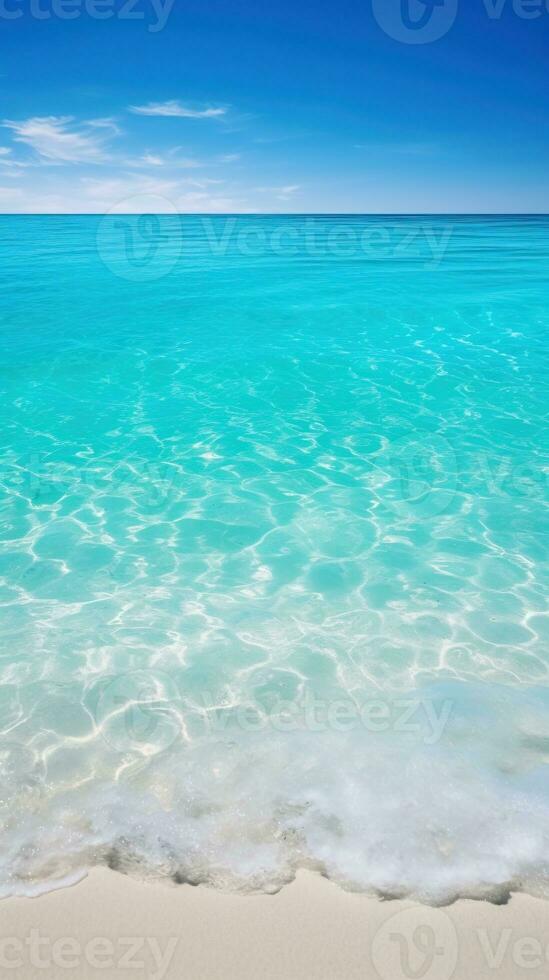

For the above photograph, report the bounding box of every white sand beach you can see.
[1,869,549,980]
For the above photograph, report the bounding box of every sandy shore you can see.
[1,869,549,979]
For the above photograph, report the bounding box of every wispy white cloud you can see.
[126,150,202,170]
[80,174,181,209]
[88,117,121,134]
[175,191,245,212]
[81,174,240,212]
[0,144,29,176]
[0,169,269,214]
[2,116,113,164]
[0,185,25,200]
[255,183,301,201]
[0,172,245,213]
[129,100,227,119]
[0,104,300,212]
[139,153,164,166]
[183,177,225,188]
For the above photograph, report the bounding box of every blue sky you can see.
[1,0,549,212]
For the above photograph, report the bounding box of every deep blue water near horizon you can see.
[0,214,548,901]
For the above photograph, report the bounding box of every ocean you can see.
[0,214,548,902]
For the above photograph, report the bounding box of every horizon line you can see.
[1,212,549,218]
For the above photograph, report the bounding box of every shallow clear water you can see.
[0,214,548,901]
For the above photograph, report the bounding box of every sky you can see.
[1,0,549,213]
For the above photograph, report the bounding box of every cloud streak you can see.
[129,101,227,119]
[2,116,113,164]
[125,151,202,169]
[255,184,301,201]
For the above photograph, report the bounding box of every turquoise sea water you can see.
[0,214,548,901]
